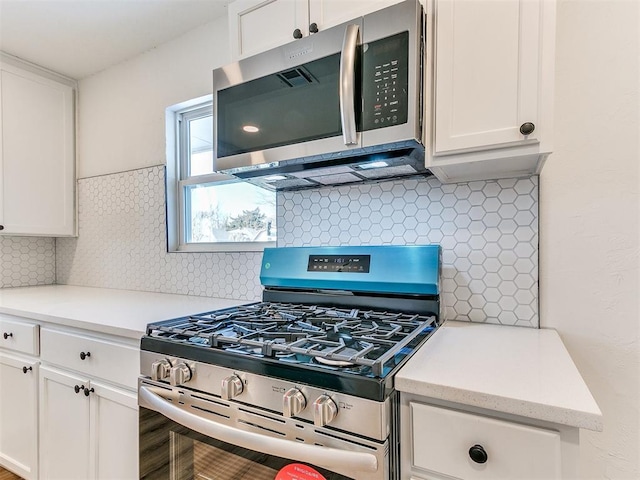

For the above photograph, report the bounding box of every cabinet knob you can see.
[520,122,535,135]
[469,444,488,464]
[79,351,91,360]
[293,28,303,39]
[309,22,319,34]
[84,387,95,397]
[0,225,4,231]
[3,332,13,339]
[22,366,33,374]
[74,384,85,394]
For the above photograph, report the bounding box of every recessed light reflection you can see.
[358,161,389,170]
[264,175,287,182]
[243,125,260,133]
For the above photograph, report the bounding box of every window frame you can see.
[166,96,276,253]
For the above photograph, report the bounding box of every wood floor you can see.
[0,466,22,480]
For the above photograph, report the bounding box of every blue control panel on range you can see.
[260,245,441,296]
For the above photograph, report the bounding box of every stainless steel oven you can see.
[139,379,389,480]
[139,245,441,480]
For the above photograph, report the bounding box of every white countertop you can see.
[0,285,246,339]
[396,321,603,431]
[0,286,603,432]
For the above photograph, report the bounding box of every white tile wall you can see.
[55,166,538,327]
[56,166,263,301]
[0,236,56,287]
[278,176,539,327]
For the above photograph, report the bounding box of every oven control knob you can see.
[169,363,192,386]
[151,359,172,381]
[283,388,307,417]
[313,394,338,427]
[221,375,244,400]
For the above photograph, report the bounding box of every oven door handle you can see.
[139,385,379,474]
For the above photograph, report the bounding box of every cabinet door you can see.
[229,0,308,59]
[433,0,542,154]
[40,366,91,480]
[0,64,75,236]
[0,354,38,480]
[308,0,402,33]
[89,381,138,480]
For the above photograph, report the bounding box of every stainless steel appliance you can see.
[212,0,426,190]
[139,245,441,480]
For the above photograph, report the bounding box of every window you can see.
[167,97,276,252]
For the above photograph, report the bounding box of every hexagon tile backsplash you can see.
[278,175,539,327]
[0,236,56,287]
[55,165,538,327]
[56,166,264,301]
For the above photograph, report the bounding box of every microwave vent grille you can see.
[277,67,315,87]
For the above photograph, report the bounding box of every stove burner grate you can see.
[148,302,438,377]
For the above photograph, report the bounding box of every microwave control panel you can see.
[362,31,409,131]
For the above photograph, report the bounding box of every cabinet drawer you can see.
[40,328,138,389]
[0,314,39,355]
[411,403,561,479]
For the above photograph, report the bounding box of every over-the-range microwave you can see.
[212,0,427,190]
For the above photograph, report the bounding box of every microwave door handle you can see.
[340,24,359,146]
[139,385,378,474]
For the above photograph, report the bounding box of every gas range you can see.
[142,301,438,399]
[139,245,441,444]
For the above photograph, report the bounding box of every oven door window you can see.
[140,407,354,480]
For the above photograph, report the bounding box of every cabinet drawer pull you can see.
[469,444,488,464]
[519,122,535,135]
[3,332,13,339]
[22,366,33,374]
[79,351,91,360]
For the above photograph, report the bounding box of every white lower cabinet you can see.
[90,380,138,480]
[0,314,40,480]
[401,397,579,480]
[39,327,139,480]
[0,353,39,480]
[39,366,91,480]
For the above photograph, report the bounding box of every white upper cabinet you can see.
[0,58,76,236]
[229,0,403,60]
[426,0,556,183]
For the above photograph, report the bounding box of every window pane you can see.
[189,115,213,176]
[187,181,276,243]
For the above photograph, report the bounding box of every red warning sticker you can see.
[275,463,327,480]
